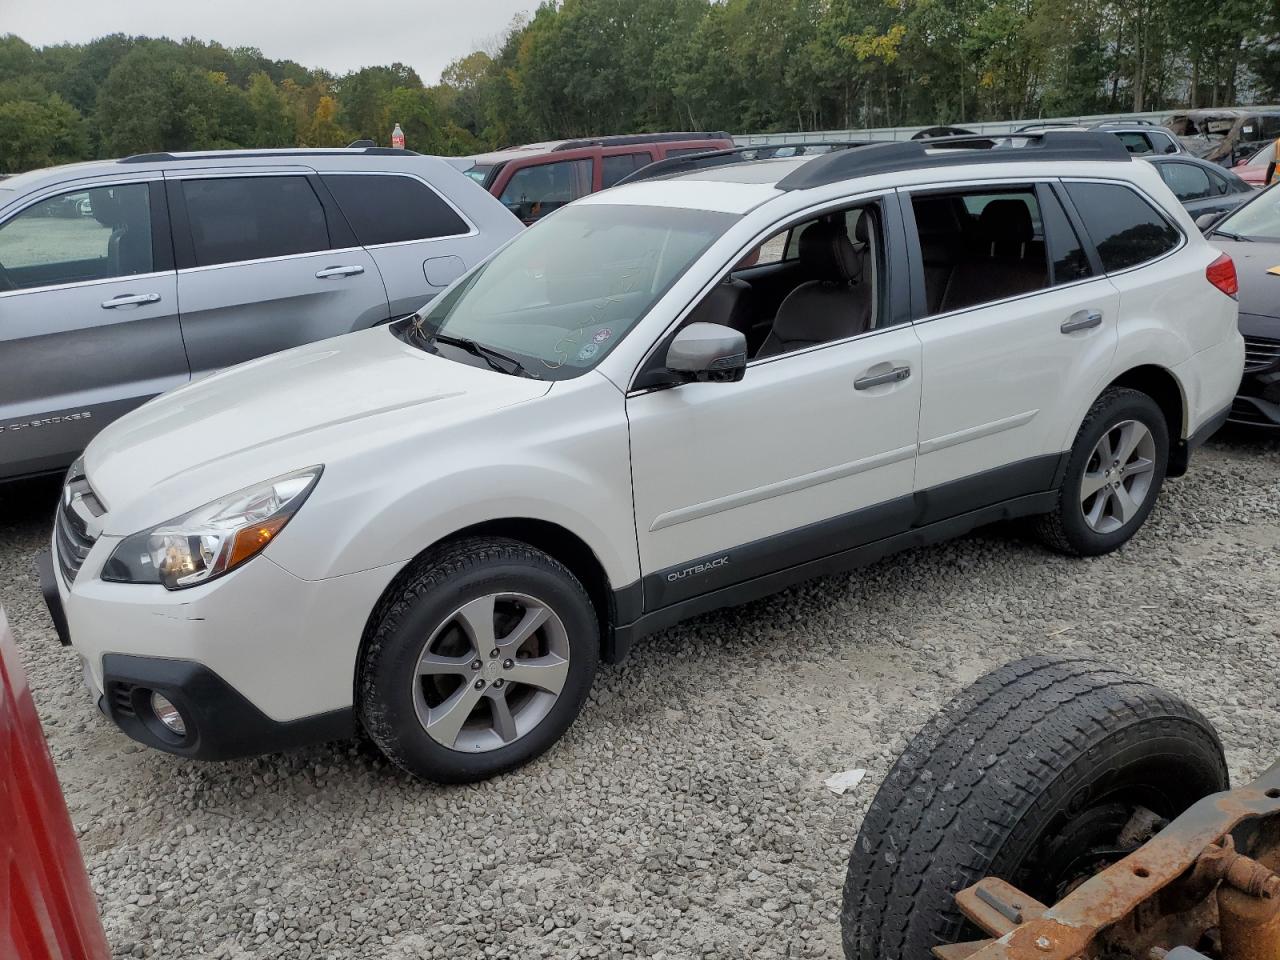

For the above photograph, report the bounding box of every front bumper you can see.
[98,654,352,761]
[1232,318,1280,428]
[43,532,400,761]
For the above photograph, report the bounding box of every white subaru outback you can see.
[41,132,1243,783]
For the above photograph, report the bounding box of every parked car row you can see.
[33,130,1249,784]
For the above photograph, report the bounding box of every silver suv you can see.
[0,148,521,481]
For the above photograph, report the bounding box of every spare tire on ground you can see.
[840,656,1229,960]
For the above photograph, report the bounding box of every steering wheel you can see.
[0,259,14,292]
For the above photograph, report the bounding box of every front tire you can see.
[1035,387,1170,556]
[840,657,1227,960]
[358,537,599,783]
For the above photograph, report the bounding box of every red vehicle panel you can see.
[465,132,735,225]
[0,607,110,960]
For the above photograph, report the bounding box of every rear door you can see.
[0,178,186,479]
[904,181,1121,501]
[168,169,388,376]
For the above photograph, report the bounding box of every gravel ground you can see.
[2,431,1278,960]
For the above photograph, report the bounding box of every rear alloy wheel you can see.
[359,538,598,783]
[1035,387,1169,556]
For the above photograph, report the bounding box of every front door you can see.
[167,171,388,376]
[0,180,187,479]
[627,325,923,612]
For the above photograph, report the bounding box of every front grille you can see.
[1244,336,1280,373]
[54,465,103,584]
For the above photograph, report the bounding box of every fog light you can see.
[150,692,186,737]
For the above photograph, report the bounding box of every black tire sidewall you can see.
[1057,391,1170,555]
[361,549,598,784]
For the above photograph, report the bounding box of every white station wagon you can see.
[42,132,1243,782]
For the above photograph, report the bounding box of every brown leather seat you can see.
[755,218,873,358]
[937,200,1046,313]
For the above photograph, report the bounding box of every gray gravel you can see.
[2,432,1278,960]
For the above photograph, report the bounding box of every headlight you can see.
[102,467,322,590]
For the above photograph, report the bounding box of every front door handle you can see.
[315,265,365,279]
[854,366,912,390]
[1061,309,1103,334]
[101,293,161,309]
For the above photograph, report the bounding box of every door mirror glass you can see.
[665,322,747,383]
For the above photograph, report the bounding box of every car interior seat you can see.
[936,199,1046,313]
[754,215,874,358]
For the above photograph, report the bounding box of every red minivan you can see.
[463,132,734,225]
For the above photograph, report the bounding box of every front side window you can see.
[911,188,1050,315]
[414,203,735,379]
[180,176,330,267]
[0,183,153,292]
[601,153,653,189]
[323,174,468,245]
[1064,182,1180,272]
[498,159,593,223]
[1159,162,1212,202]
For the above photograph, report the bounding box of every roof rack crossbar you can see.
[774,130,1131,191]
[613,141,870,187]
[118,147,421,164]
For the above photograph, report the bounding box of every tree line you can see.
[1,0,1276,174]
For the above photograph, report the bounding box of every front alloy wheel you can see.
[359,538,599,783]
[413,592,571,753]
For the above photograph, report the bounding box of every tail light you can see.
[1206,253,1238,298]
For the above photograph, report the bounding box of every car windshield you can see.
[411,203,737,380]
[1216,185,1280,241]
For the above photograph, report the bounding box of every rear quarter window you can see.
[323,174,469,245]
[1063,181,1181,273]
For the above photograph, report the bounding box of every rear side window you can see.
[1063,182,1180,273]
[601,152,653,188]
[1158,162,1211,202]
[323,174,469,245]
[1113,132,1154,155]
[181,176,329,267]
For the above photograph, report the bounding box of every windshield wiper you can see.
[1211,228,1251,242]
[432,333,533,378]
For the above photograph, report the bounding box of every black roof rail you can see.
[552,131,733,151]
[1015,121,1082,132]
[775,131,1131,191]
[613,141,870,187]
[117,147,421,164]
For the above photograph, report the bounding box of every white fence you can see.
[733,106,1280,145]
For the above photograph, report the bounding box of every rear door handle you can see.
[854,366,911,390]
[315,265,365,279]
[101,293,161,309]
[1061,309,1103,334]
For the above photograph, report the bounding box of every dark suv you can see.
[463,132,734,225]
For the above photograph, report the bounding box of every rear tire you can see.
[840,657,1227,960]
[1035,387,1170,556]
[357,537,599,784]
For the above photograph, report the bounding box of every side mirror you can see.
[1195,212,1221,233]
[665,322,747,383]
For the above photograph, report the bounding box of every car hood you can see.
[1215,238,1280,321]
[86,326,550,533]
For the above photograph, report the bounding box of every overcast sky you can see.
[2,0,542,83]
